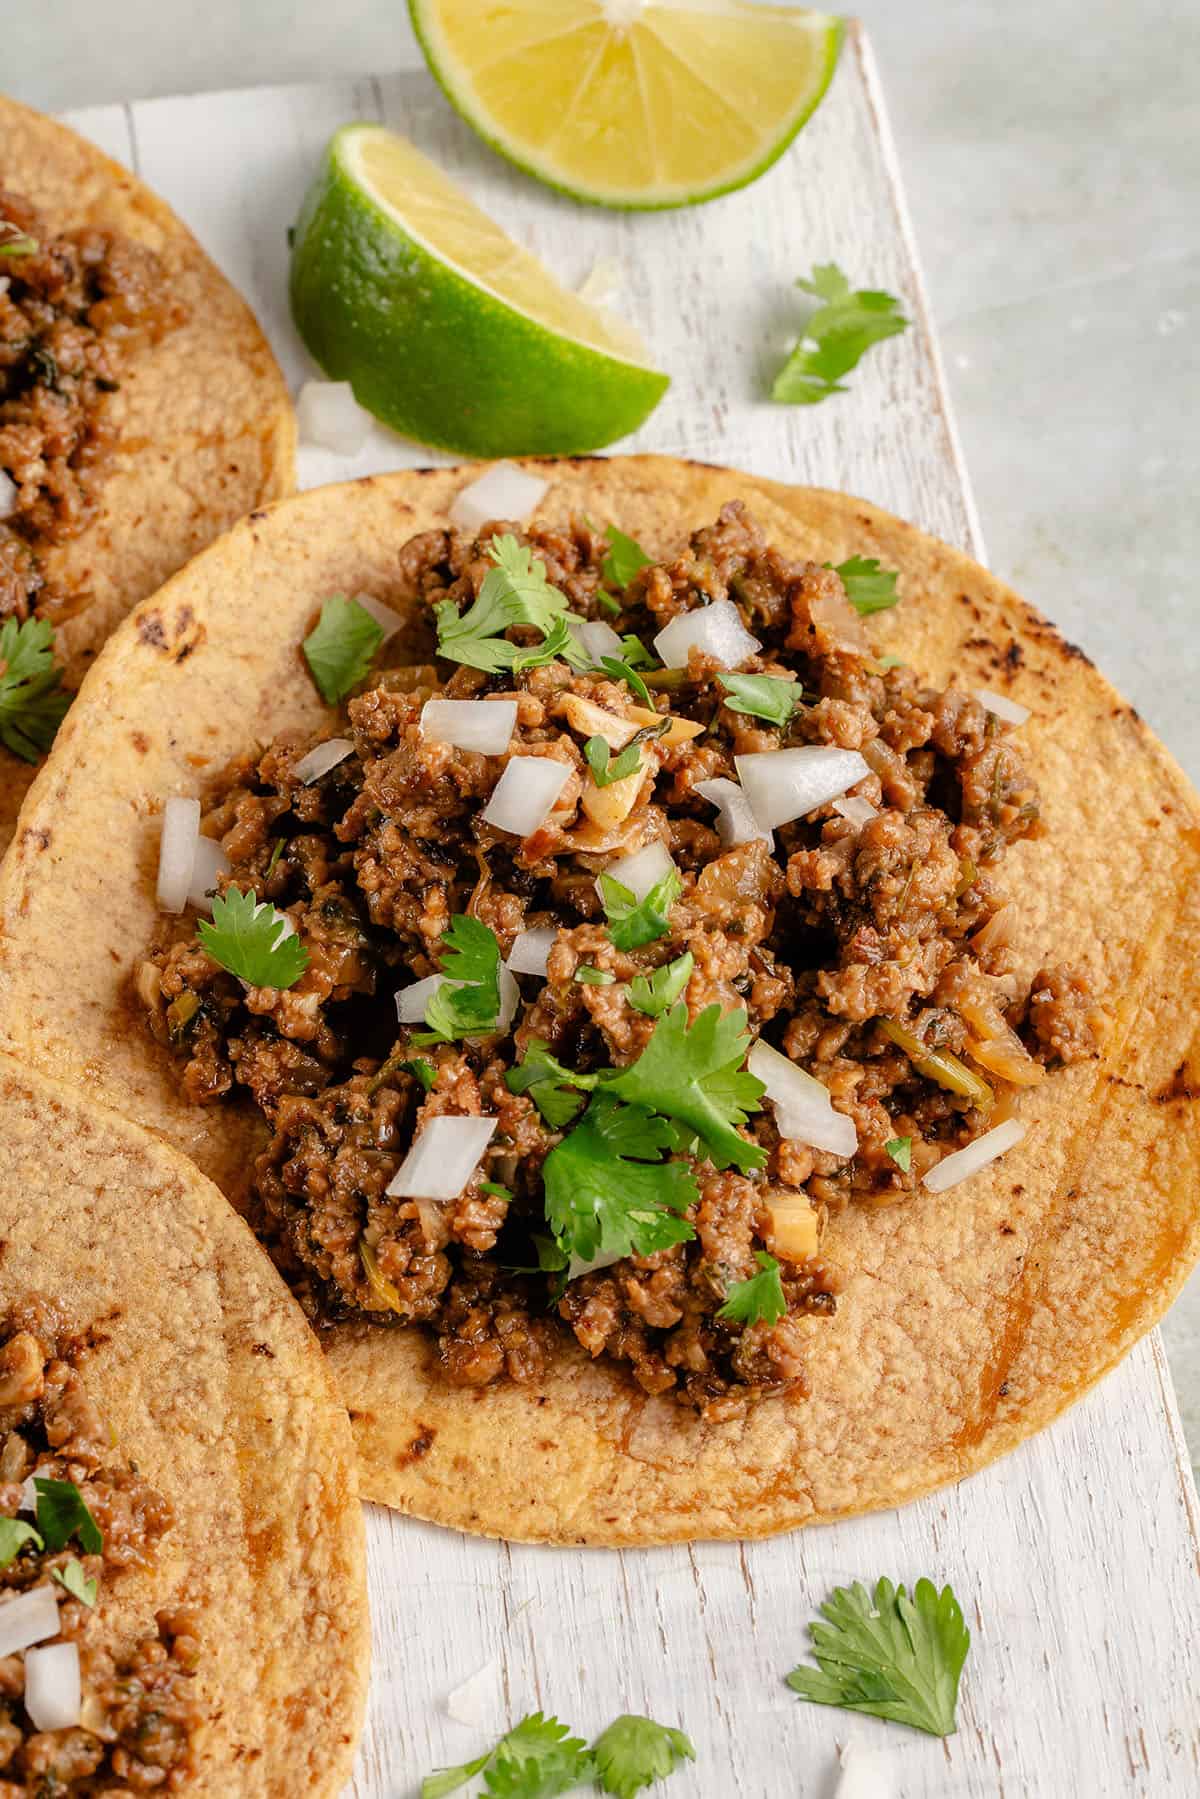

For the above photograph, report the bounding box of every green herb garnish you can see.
[0,223,38,258]
[584,719,668,788]
[34,1478,102,1555]
[198,888,308,989]
[0,617,70,762]
[53,1557,98,1608]
[419,915,503,1043]
[604,1001,765,1173]
[543,1096,697,1264]
[602,525,653,593]
[505,1039,591,1129]
[598,655,652,706]
[599,865,681,952]
[786,1576,970,1737]
[0,1517,42,1568]
[827,554,901,616]
[591,1715,696,1797]
[618,635,658,670]
[435,536,587,673]
[302,595,385,705]
[479,1180,514,1201]
[717,1251,787,1326]
[772,263,909,405]
[422,1710,591,1799]
[510,616,581,673]
[627,950,694,1018]
[885,1136,912,1172]
[717,671,803,726]
[575,965,615,986]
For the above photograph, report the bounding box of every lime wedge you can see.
[409,0,843,210]
[289,125,668,456]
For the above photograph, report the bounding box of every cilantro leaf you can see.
[602,1002,765,1172]
[628,950,694,1018]
[602,525,653,593]
[885,1136,912,1172]
[575,965,615,986]
[302,595,385,704]
[827,555,901,616]
[435,536,586,673]
[543,1096,697,1263]
[618,635,657,670]
[875,653,906,672]
[595,590,622,616]
[34,1478,102,1555]
[717,1251,787,1326]
[786,1576,970,1737]
[0,1517,42,1568]
[585,720,667,789]
[53,1557,98,1607]
[420,916,504,1042]
[0,233,38,258]
[0,617,71,762]
[506,1039,593,1129]
[772,263,909,405]
[511,616,586,673]
[599,866,681,952]
[591,1715,696,1798]
[198,887,309,989]
[598,655,652,706]
[423,1713,591,1799]
[717,671,803,726]
[480,1179,514,1201]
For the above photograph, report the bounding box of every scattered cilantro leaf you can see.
[717,1251,787,1326]
[717,671,803,727]
[0,223,38,258]
[511,616,587,673]
[598,655,652,706]
[591,1715,696,1798]
[875,653,906,672]
[628,951,694,1019]
[0,1517,42,1568]
[827,555,901,616]
[786,1576,970,1737]
[595,589,622,616]
[302,595,385,704]
[480,1180,514,1201]
[603,1002,765,1173]
[506,1039,595,1129]
[34,1478,103,1555]
[435,536,586,673]
[403,1057,437,1092]
[420,916,503,1042]
[885,1136,912,1173]
[584,720,667,789]
[599,866,681,953]
[543,1096,697,1263]
[198,887,309,989]
[265,836,286,876]
[618,635,658,670]
[602,525,653,593]
[575,965,615,986]
[772,263,909,405]
[0,616,71,762]
[53,1558,98,1608]
[422,1712,592,1799]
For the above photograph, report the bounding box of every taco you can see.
[0,455,1196,1547]
[0,94,294,849]
[0,1055,368,1792]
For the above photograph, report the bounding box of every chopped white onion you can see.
[832,795,879,829]
[0,1585,60,1658]
[598,839,674,903]
[186,835,230,913]
[736,747,870,833]
[749,1040,858,1158]
[386,1115,496,1200]
[507,925,557,978]
[156,797,200,914]
[695,777,772,847]
[482,757,571,837]
[577,258,621,306]
[420,699,516,757]
[395,973,445,1025]
[353,592,406,641]
[24,1641,81,1732]
[0,469,16,520]
[444,1656,503,1727]
[834,1741,895,1799]
[576,618,624,663]
[496,964,520,1033]
[18,1475,37,1515]
[653,599,761,671]
[923,1117,1026,1193]
[295,379,371,455]
[976,687,1030,726]
[449,462,548,535]
[294,737,355,785]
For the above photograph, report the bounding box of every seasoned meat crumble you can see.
[139,502,1097,1416]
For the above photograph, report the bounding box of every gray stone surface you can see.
[10,1,1200,1461]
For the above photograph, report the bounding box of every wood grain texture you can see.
[62,23,1200,1797]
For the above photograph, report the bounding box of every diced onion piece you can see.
[420,699,516,756]
[449,462,548,535]
[695,777,772,847]
[186,836,230,913]
[764,1194,820,1261]
[296,379,371,454]
[294,737,354,785]
[353,592,406,641]
[0,469,16,520]
[977,687,1030,726]
[156,797,200,914]
[507,926,557,978]
[386,1116,496,1200]
[923,1117,1027,1193]
[576,618,623,663]
[396,973,444,1025]
[749,1040,858,1158]
[496,964,520,1033]
[445,1656,503,1727]
[832,795,879,829]
[482,757,571,837]
[24,1641,81,1732]
[18,1475,37,1515]
[599,838,674,902]
[0,1585,60,1657]
[736,747,870,833]
[835,1741,895,1799]
[653,599,761,671]
[567,1247,627,1283]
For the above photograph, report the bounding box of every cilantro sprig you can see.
[598,655,652,706]
[885,1136,912,1172]
[423,1711,590,1799]
[599,866,681,952]
[34,1477,102,1555]
[786,1576,970,1737]
[584,720,668,789]
[506,1039,590,1129]
[827,555,900,616]
[0,1517,42,1568]
[628,950,693,1018]
[198,887,309,989]
[601,525,652,595]
[772,263,909,405]
[604,1002,765,1174]
[542,1096,698,1264]
[591,1716,695,1798]
[717,671,803,727]
[419,915,504,1043]
[0,617,71,762]
[302,595,385,704]
[435,536,587,673]
[54,1558,98,1608]
[717,1251,787,1326]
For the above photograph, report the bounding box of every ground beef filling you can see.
[0,191,183,626]
[0,1297,199,1794]
[139,502,1097,1416]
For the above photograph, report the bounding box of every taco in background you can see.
[0,454,1196,1546]
[0,1055,368,1793]
[0,94,294,849]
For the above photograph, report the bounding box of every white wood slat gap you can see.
[62,24,1200,1798]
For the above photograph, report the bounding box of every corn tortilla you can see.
[0,454,1196,1546]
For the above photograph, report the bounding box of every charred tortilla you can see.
[0,94,294,850]
[0,455,1196,1546]
[0,1055,368,1791]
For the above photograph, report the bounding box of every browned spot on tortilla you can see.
[251,1342,275,1358]
[137,611,167,649]
[130,731,149,754]
[244,1518,282,1575]
[1003,640,1024,671]
[1155,1060,1200,1104]
[19,826,51,852]
[395,1425,436,1468]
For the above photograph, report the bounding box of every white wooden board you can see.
[62,26,1200,1798]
